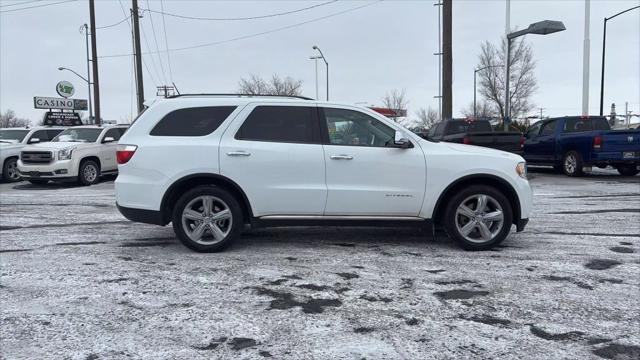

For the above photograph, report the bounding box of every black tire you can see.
[616,165,639,177]
[562,151,584,177]
[78,160,100,186]
[172,185,243,253]
[28,179,49,186]
[443,185,513,251]
[2,157,21,183]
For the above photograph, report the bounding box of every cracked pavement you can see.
[1,168,639,359]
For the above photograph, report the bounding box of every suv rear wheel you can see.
[172,185,243,252]
[2,157,20,182]
[443,185,513,251]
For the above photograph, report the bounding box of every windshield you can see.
[52,128,102,143]
[0,129,30,143]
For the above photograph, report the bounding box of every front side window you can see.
[150,106,237,136]
[525,122,542,138]
[540,121,557,136]
[46,129,63,140]
[53,128,102,143]
[236,106,316,143]
[0,129,29,143]
[323,108,395,147]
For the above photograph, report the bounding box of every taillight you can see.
[520,136,525,149]
[593,136,602,150]
[116,144,137,164]
[463,136,470,145]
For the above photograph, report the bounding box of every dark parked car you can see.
[523,116,640,176]
[423,119,523,154]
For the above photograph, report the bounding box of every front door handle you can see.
[226,151,251,157]
[330,154,353,160]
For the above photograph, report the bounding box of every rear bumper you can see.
[516,218,529,232]
[116,203,166,226]
[591,152,639,164]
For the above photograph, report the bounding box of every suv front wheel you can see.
[172,185,243,252]
[443,185,513,251]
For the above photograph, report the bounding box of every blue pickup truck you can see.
[523,116,640,177]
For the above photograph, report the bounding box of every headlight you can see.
[516,162,527,179]
[58,148,74,160]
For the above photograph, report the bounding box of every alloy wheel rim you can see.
[7,160,19,180]
[181,195,232,245]
[565,155,576,174]
[84,165,97,182]
[454,194,504,243]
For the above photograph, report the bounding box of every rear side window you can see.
[563,118,591,133]
[444,120,492,135]
[150,106,237,136]
[235,106,317,143]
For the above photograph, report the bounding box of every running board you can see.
[251,215,431,229]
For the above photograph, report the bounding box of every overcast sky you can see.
[1,0,639,124]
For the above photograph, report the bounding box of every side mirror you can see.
[28,138,40,144]
[103,136,115,143]
[393,131,412,149]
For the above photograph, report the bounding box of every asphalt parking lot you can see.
[1,169,639,359]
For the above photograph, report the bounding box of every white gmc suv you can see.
[115,95,532,252]
[1,127,65,182]
[18,125,128,185]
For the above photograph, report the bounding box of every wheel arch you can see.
[432,174,521,226]
[160,173,253,225]
[80,156,101,170]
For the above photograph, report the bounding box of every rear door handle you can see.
[226,151,251,157]
[330,154,353,160]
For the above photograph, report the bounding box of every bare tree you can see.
[0,109,30,128]
[460,101,497,120]
[238,74,303,96]
[477,37,537,120]
[381,89,408,122]
[413,107,439,131]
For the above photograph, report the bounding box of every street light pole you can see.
[309,55,321,100]
[81,24,93,121]
[504,20,566,130]
[312,46,328,101]
[474,65,502,120]
[599,5,639,116]
[58,67,91,121]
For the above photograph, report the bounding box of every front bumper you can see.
[17,159,77,179]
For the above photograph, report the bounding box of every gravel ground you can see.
[1,169,639,360]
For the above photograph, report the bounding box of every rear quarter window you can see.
[150,106,237,136]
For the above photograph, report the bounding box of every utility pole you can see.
[581,0,590,116]
[89,0,100,125]
[539,107,544,120]
[442,0,452,121]
[131,0,145,114]
[310,55,321,100]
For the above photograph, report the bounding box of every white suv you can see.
[1,127,65,182]
[18,125,128,185]
[115,95,532,252]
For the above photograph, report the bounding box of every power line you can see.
[143,0,338,21]
[96,15,131,30]
[0,0,77,13]
[159,0,174,84]
[0,0,45,8]
[118,0,158,88]
[100,0,382,59]
[145,0,168,85]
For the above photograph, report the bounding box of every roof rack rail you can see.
[165,93,314,101]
